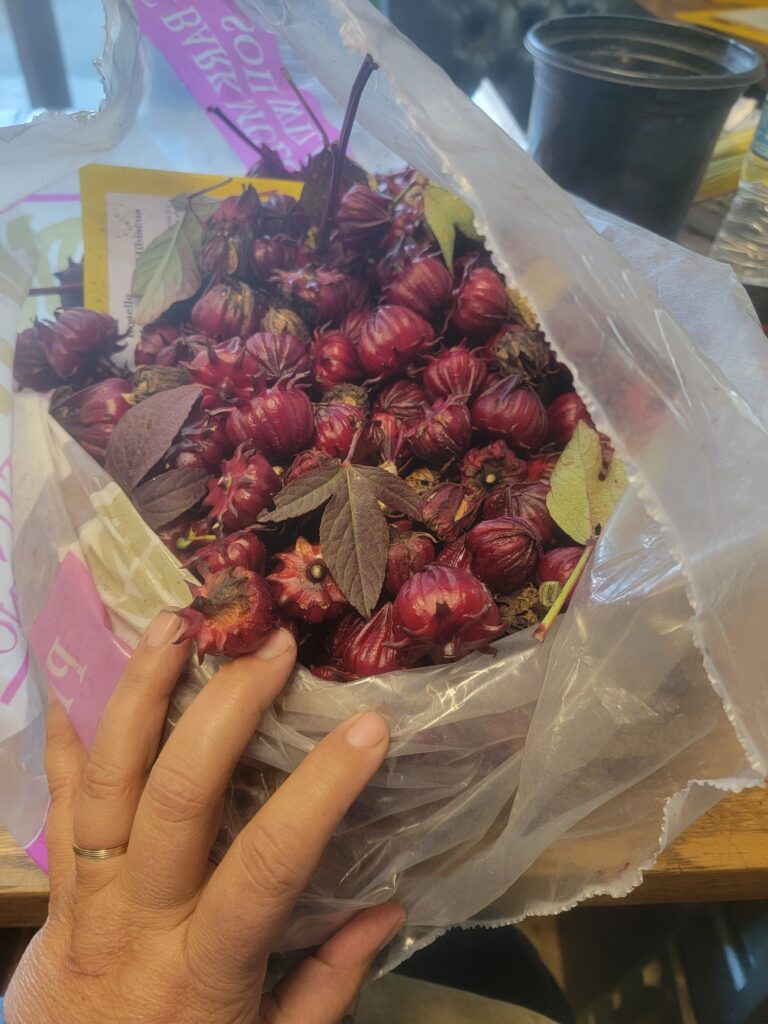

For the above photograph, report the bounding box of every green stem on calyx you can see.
[317,54,378,247]
[533,537,595,643]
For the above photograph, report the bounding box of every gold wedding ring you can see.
[72,842,129,860]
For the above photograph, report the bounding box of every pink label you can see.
[135,0,337,171]
[28,553,131,750]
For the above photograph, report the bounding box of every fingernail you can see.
[379,908,407,949]
[256,628,294,660]
[346,710,388,749]
[146,610,184,648]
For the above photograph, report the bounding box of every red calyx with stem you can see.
[546,392,594,448]
[466,515,542,591]
[190,282,263,341]
[537,545,584,608]
[384,254,453,321]
[392,565,503,662]
[338,603,415,678]
[312,328,363,392]
[250,235,304,278]
[284,448,336,485]
[39,308,122,381]
[135,322,182,366]
[244,331,311,386]
[49,377,132,464]
[186,531,266,576]
[423,341,488,401]
[373,379,427,421]
[526,453,560,482]
[203,444,280,531]
[13,326,61,391]
[313,401,367,459]
[334,184,391,250]
[187,339,261,411]
[449,261,509,341]
[384,531,436,596]
[482,481,556,547]
[460,440,527,494]
[408,397,472,465]
[471,376,548,451]
[435,536,473,572]
[370,412,408,467]
[178,567,276,662]
[275,267,368,325]
[420,482,480,541]
[358,305,435,379]
[226,384,314,462]
[267,537,348,624]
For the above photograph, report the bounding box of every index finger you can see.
[187,710,389,983]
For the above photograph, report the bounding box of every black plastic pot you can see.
[524,16,764,236]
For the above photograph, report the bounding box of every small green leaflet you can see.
[260,461,422,616]
[131,194,220,326]
[546,422,629,545]
[423,183,482,271]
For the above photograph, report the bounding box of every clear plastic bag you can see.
[2,0,768,973]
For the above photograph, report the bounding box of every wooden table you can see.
[2,786,767,926]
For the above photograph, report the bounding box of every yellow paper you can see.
[80,165,302,338]
[677,3,768,46]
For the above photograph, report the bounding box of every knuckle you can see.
[79,750,128,803]
[143,759,211,825]
[237,821,300,902]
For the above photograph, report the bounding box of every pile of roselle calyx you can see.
[13,63,624,679]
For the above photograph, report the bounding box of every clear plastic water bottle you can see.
[711,98,768,287]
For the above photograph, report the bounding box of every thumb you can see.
[259,903,405,1024]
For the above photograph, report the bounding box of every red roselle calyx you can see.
[226,385,314,462]
[284,448,336,485]
[484,324,551,384]
[450,263,509,341]
[204,444,280,531]
[392,565,502,662]
[384,531,436,596]
[244,331,311,385]
[314,401,366,459]
[339,603,415,678]
[537,545,584,609]
[49,378,132,464]
[40,308,122,381]
[466,516,542,591]
[186,531,266,576]
[201,186,261,279]
[190,282,263,341]
[471,376,548,451]
[276,267,367,325]
[384,255,452,321]
[373,379,427,421]
[435,536,473,571]
[482,481,556,546]
[168,413,232,471]
[371,412,407,465]
[312,329,363,391]
[268,538,348,624]
[335,184,391,250]
[526,453,559,482]
[546,392,594,448]
[358,305,435,378]
[461,440,527,494]
[250,236,303,278]
[420,482,480,541]
[340,308,368,344]
[13,326,61,391]
[187,339,260,410]
[423,342,488,402]
[408,398,471,465]
[179,567,275,662]
[135,321,182,366]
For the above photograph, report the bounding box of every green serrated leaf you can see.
[320,467,389,617]
[546,422,628,544]
[132,210,205,326]
[356,465,423,519]
[423,183,482,271]
[258,463,342,524]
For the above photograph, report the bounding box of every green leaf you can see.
[546,422,629,545]
[258,463,342,523]
[320,466,389,618]
[356,465,423,519]
[131,196,217,326]
[423,183,482,271]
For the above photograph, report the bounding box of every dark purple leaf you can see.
[132,467,209,530]
[357,465,423,519]
[320,467,388,618]
[259,462,342,523]
[105,384,201,492]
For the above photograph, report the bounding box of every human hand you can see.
[6,613,402,1023]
